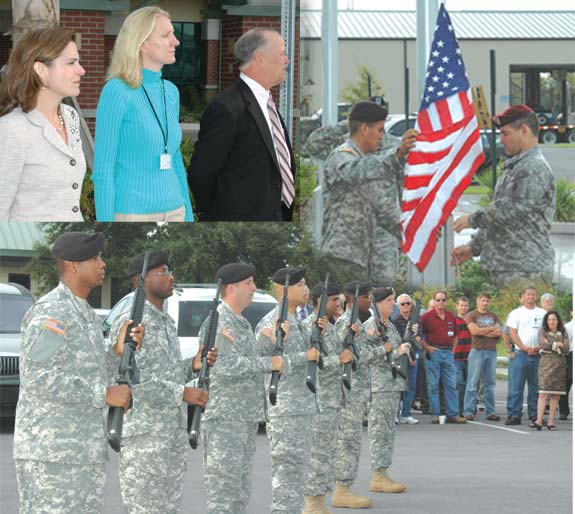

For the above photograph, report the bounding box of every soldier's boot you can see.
[302,495,323,514]
[331,481,373,509]
[369,469,407,493]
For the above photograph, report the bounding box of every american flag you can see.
[400,3,485,272]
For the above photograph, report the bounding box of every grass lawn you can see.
[464,185,490,195]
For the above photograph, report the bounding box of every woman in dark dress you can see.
[534,311,570,430]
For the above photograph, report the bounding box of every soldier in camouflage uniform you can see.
[301,281,354,514]
[363,287,411,493]
[109,251,215,514]
[14,232,138,514]
[452,104,555,286]
[256,267,320,514]
[331,281,374,509]
[200,263,283,514]
[320,101,418,285]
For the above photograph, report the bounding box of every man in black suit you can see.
[188,28,296,221]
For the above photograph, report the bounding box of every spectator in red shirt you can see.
[454,297,471,416]
[420,291,467,424]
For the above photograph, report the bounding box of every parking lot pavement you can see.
[1,379,572,514]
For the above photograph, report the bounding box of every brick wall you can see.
[204,39,219,87]
[104,35,116,71]
[61,10,106,134]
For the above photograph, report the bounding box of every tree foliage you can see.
[340,65,385,105]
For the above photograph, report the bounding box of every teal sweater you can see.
[92,68,193,221]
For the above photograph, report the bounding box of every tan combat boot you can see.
[302,495,323,514]
[369,469,407,493]
[331,481,373,508]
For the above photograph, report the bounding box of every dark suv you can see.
[0,283,35,416]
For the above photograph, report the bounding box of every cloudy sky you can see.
[301,0,573,10]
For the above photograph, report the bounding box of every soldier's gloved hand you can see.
[306,347,320,362]
[183,387,209,407]
[396,128,419,159]
[270,356,283,371]
[106,384,131,412]
[339,348,354,364]
[113,320,145,356]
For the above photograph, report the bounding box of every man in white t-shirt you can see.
[505,286,546,425]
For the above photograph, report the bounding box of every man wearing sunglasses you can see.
[420,291,467,424]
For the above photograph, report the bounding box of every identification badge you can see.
[160,153,172,170]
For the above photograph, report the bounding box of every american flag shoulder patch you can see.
[44,318,67,336]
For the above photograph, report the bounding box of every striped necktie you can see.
[267,93,295,207]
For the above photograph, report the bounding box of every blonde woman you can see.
[0,27,86,221]
[92,6,193,221]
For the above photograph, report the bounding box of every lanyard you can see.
[141,80,169,153]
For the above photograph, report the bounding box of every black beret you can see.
[349,101,388,123]
[52,232,105,262]
[216,263,256,285]
[372,286,395,302]
[311,281,341,303]
[344,281,372,296]
[272,267,306,285]
[493,104,534,128]
[127,251,170,277]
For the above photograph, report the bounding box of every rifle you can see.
[107,251,150,452]
[306,274,330,393]
[341,285,360,391]
[188,279,221,449]
[395,295,423,379]
[269,273,290,405]
[372,298,399,378]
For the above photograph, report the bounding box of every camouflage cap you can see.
[52,232,105,262]
[493,104,534,128]
[216,263,256,284]
[127,251,170,277]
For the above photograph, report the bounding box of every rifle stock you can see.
[188,279,221,449]
[269,274,290,405]
[107,252,150,452]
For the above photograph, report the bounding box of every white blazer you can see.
[0,104,87,221]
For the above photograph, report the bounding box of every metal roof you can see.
[301,10,575,39]
[0,223,45,258]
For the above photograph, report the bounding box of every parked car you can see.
[103,284,277,364]
[0,283,35,417]
[384,113,417,137]
[479,129,505,169]
[94,308,111,323]
[301,103,352,142]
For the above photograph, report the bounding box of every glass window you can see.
[163,22,202,88]
[0,295,34,333]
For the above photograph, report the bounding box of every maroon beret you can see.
[493,104,534,128]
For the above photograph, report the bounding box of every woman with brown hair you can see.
[0,26,86,221]
[533,310,570,431]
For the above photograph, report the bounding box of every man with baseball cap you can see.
[321,100,418,285]
[452,104,555,285]
[109,250,216,514]
[201,263,282,514]
[14,231,143,513]
[255,267,320,514]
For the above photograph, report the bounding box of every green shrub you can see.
[555,179,575,222]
